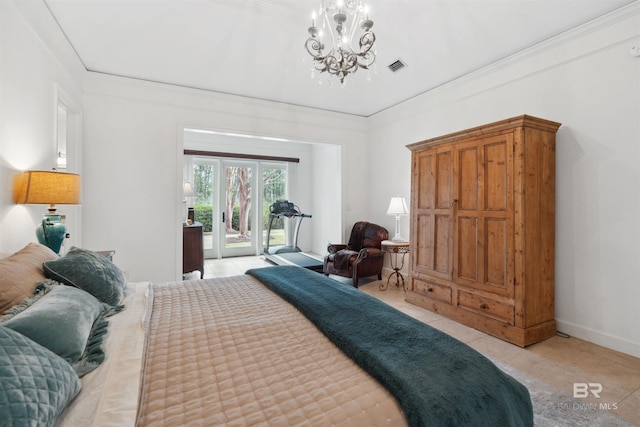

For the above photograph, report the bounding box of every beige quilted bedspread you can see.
[136,275,406,427]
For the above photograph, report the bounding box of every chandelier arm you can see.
[356,50,375,69]
[344,51,358,69]
[324,52,343,75]
[313,56,329,72]
[305,37,325,59]
[357,31,375,55]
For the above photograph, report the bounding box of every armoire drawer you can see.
[412,279,452,304]
[457,290,514,324]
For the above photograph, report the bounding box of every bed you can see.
[0,244,533,427]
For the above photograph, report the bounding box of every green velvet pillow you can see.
[43,246,126,306]
[2,285,102,363]
[0,326,81,426]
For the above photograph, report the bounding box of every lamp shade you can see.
[386,197,409,216]
[13,170,81,254]
[13,170,81,206]
[183,182,197,198]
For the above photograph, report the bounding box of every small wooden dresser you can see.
[183,222,204,279]
[406,115,560,346]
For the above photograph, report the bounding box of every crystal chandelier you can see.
[305,0,376,84]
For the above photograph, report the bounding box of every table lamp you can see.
[183,182,197,225]
[386,196,409,242]
[13,170,81,254]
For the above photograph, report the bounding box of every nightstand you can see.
[380,240,409,291]
[183,222,204,279]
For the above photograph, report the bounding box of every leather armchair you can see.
[323,221,389,287]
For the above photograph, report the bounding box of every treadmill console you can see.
[269,200,297,215]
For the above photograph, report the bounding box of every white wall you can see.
[310,142,343,253]
[82,73,368,282]
[368,3,640,358]
[0,1,84,256]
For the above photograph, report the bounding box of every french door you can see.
[188,156,288,259]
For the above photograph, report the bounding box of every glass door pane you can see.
[222,161,256,257]
[262,165,287,251]
[192,159,218,259]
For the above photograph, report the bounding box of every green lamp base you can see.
[35,214,66,254]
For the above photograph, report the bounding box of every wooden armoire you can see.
[406,115,561,346]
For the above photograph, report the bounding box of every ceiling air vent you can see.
[388,58,407,73]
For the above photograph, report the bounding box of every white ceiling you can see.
[45,0,634,117]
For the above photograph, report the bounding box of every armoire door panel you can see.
[436,151,452,209]
[485,217,507,289]
[456,216,478,282]
[415,213,433,271]
[458,147,479,211]
[414,212,452,280]
[484,141,508,211]
[434,214,450,274]
[417,153,435,209]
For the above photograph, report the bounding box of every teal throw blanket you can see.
[247,265,533,427]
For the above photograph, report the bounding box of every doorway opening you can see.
[182,126,343,263]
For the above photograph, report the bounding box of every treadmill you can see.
[264,200,323,272]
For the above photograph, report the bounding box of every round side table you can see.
[380,240,410,291]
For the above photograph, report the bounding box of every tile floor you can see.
[204,256,640,425]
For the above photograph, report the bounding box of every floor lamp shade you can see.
[13,170,81,253]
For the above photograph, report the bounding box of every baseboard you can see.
[556,319,640,359]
